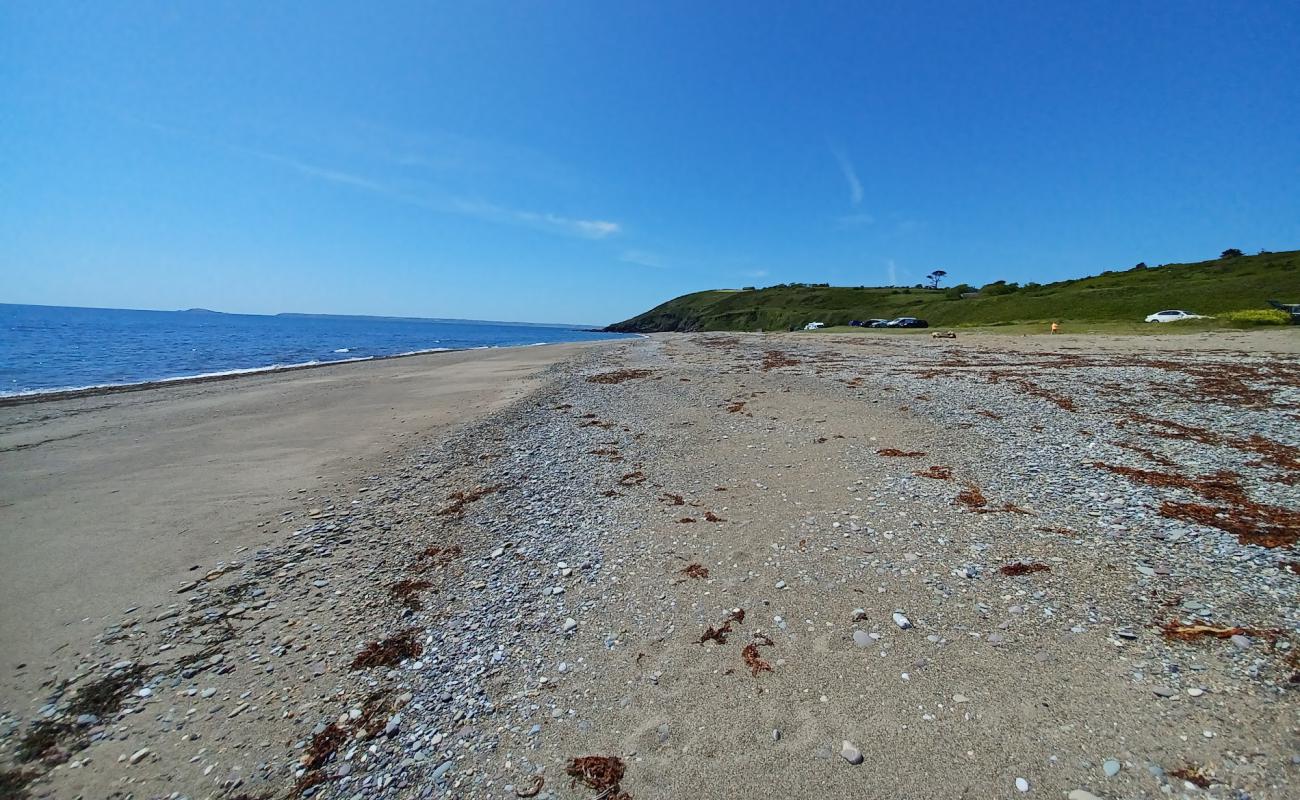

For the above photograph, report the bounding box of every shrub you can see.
[1220,248,1243,259]
[980,280,1020,296]
[1219,309,1290,327]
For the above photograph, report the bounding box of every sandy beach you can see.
[1,330,1296,799]
[0,344,597,711]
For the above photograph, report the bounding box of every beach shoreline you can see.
[0,336,636,408]
[1,331,1295,799]
[0,341,610,714]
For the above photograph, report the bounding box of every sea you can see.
[0,303,635,397]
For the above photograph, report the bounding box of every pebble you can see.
[561,617,578,633]
[1067,792,1103,800]
[1151,686,1176,698]
[840,740,863,765]
[1230,634,1251,649]
[852,630,873,648]
[1015,777,1029,792]
[128,747,151,764]
[891,612,912,629]
[1102,759,1120,777]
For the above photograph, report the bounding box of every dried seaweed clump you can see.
[350,629,424,670]
[999,562,1051,576]
[725,400,747,413]
[566,756,628,796]
[682,564,710,579]
[67,663,148,718]
[438,484,502,516]
[742,641,773,677]
[1093,463,1247,504]
[587,369,653,384]
[914,465,953,480]
[697,609,745,645]
[617,471,646,486]
[16,719,77,763]
[420,544,463,563]
[0,769,36,800]
[389,579,433,610]
[1159,500,1298,549]
[1160,620,1276,643]
[1169,764,1212,789]
[301,722,349,770]
[956,484,988,509]
[660,493,685,505]
[877,448,925,457]
[760,350,800,370]
[704,511,726,522]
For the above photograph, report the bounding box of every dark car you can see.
[866,318,890,327]
[886,317,929,328]
[850,319,888,328]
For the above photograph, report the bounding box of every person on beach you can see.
[1051,321,1060,334]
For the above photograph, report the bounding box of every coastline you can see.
[1,331,1295,799]
[0,337,634,408]
[0,341,615,714]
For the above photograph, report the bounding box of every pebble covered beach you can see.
[2,330,1297,799]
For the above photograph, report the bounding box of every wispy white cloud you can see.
[240,147,621,240]
[741,269,769,279]
[887,259,899,286]
[619,250,669,269]
[451,199,620,239]
[123,114,621,241]
[835,212,875,229]
[831,148,863,206]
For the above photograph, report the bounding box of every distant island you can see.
[606,249,1300,332]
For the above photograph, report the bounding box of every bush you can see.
[980,280,1020,296]
[1219,309,1291,327]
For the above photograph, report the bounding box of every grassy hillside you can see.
[606,250,1300,332]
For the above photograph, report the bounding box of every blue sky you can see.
[3,2,1298,324]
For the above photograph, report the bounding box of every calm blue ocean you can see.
[0,304,633,396]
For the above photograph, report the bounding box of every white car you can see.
[1144,310,1207,323]
[803,322,825,330]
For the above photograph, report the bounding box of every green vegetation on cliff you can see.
[606,250,1300,332]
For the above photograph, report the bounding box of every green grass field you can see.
[606,249,1300,333]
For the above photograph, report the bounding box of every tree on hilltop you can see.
[1220,248,1243,259]
[925,270,947,289]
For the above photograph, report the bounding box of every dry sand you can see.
[0,344,598,711]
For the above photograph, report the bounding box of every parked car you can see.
[849,318,888,328]
[885,317,929,328]
[1144,310,1207,323]
[803,321,825,330]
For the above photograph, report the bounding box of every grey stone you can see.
[840,740,863,765]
